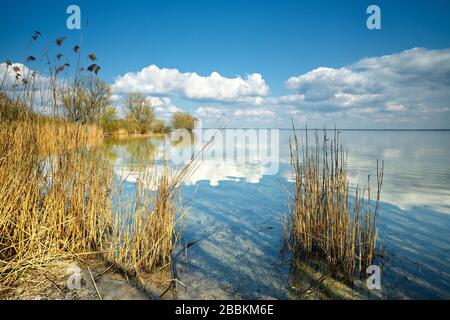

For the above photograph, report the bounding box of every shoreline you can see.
[2,254,367,300]
[1,255,173,300]
[106,132,167,139]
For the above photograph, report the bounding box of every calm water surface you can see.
[106,130,450,299]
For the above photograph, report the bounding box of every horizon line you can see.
[200,128,450,131]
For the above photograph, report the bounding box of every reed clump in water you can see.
[106,139,211,292]
[284,128,384,284]
[108,168,182,277]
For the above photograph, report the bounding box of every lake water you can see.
[105,129,450,299]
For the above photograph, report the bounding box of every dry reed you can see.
[0,118,209,297]
[104,135,212,292]
[0,31,208,297]
[284,127,384,284]
[0,120,111,293]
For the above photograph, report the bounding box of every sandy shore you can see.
[1,256,175,300]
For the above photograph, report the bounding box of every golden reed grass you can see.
[106,138,211,291]
[0,118,205,296]
[107,167,183,281]
[284,128,383,284]
[1,29,209,295]
[0,120,110,293]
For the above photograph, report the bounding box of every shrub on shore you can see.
[171,111,197,131]
[124,93,155,134]
[151,119,170,134]
[60,75,111,124]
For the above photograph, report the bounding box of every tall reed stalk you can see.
[105,136,212,291]
[284,128,384,284]
[0,120,110,293]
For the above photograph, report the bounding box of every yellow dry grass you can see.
[0,120,110,293]
[284,128,383,284]
[0,118,205,297]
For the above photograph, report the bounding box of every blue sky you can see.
[1,0,450,128]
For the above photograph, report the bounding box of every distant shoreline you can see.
[201,128,450,131]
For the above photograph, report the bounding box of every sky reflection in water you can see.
[105,130,450,299]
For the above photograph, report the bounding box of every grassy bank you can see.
[0,117,193,297]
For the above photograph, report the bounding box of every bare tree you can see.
[60,75,111,124]
[125,93,155,133]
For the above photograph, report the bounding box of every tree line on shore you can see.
[92,85,198,135]
[1,74,197,135]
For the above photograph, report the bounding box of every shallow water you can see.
[105,130,450,299]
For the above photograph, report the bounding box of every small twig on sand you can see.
[218,284,244,297]
[160,279,187,298]
[95,264,117,280]
[44,274,67,293]
[87,267,102,300]
[175,239,200,258]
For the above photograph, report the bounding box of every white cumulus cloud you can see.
[112,64,269,103]
[146,96,181,118]
[234,109,274,117]
[196,106,227,118]
[281,48,450,126]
